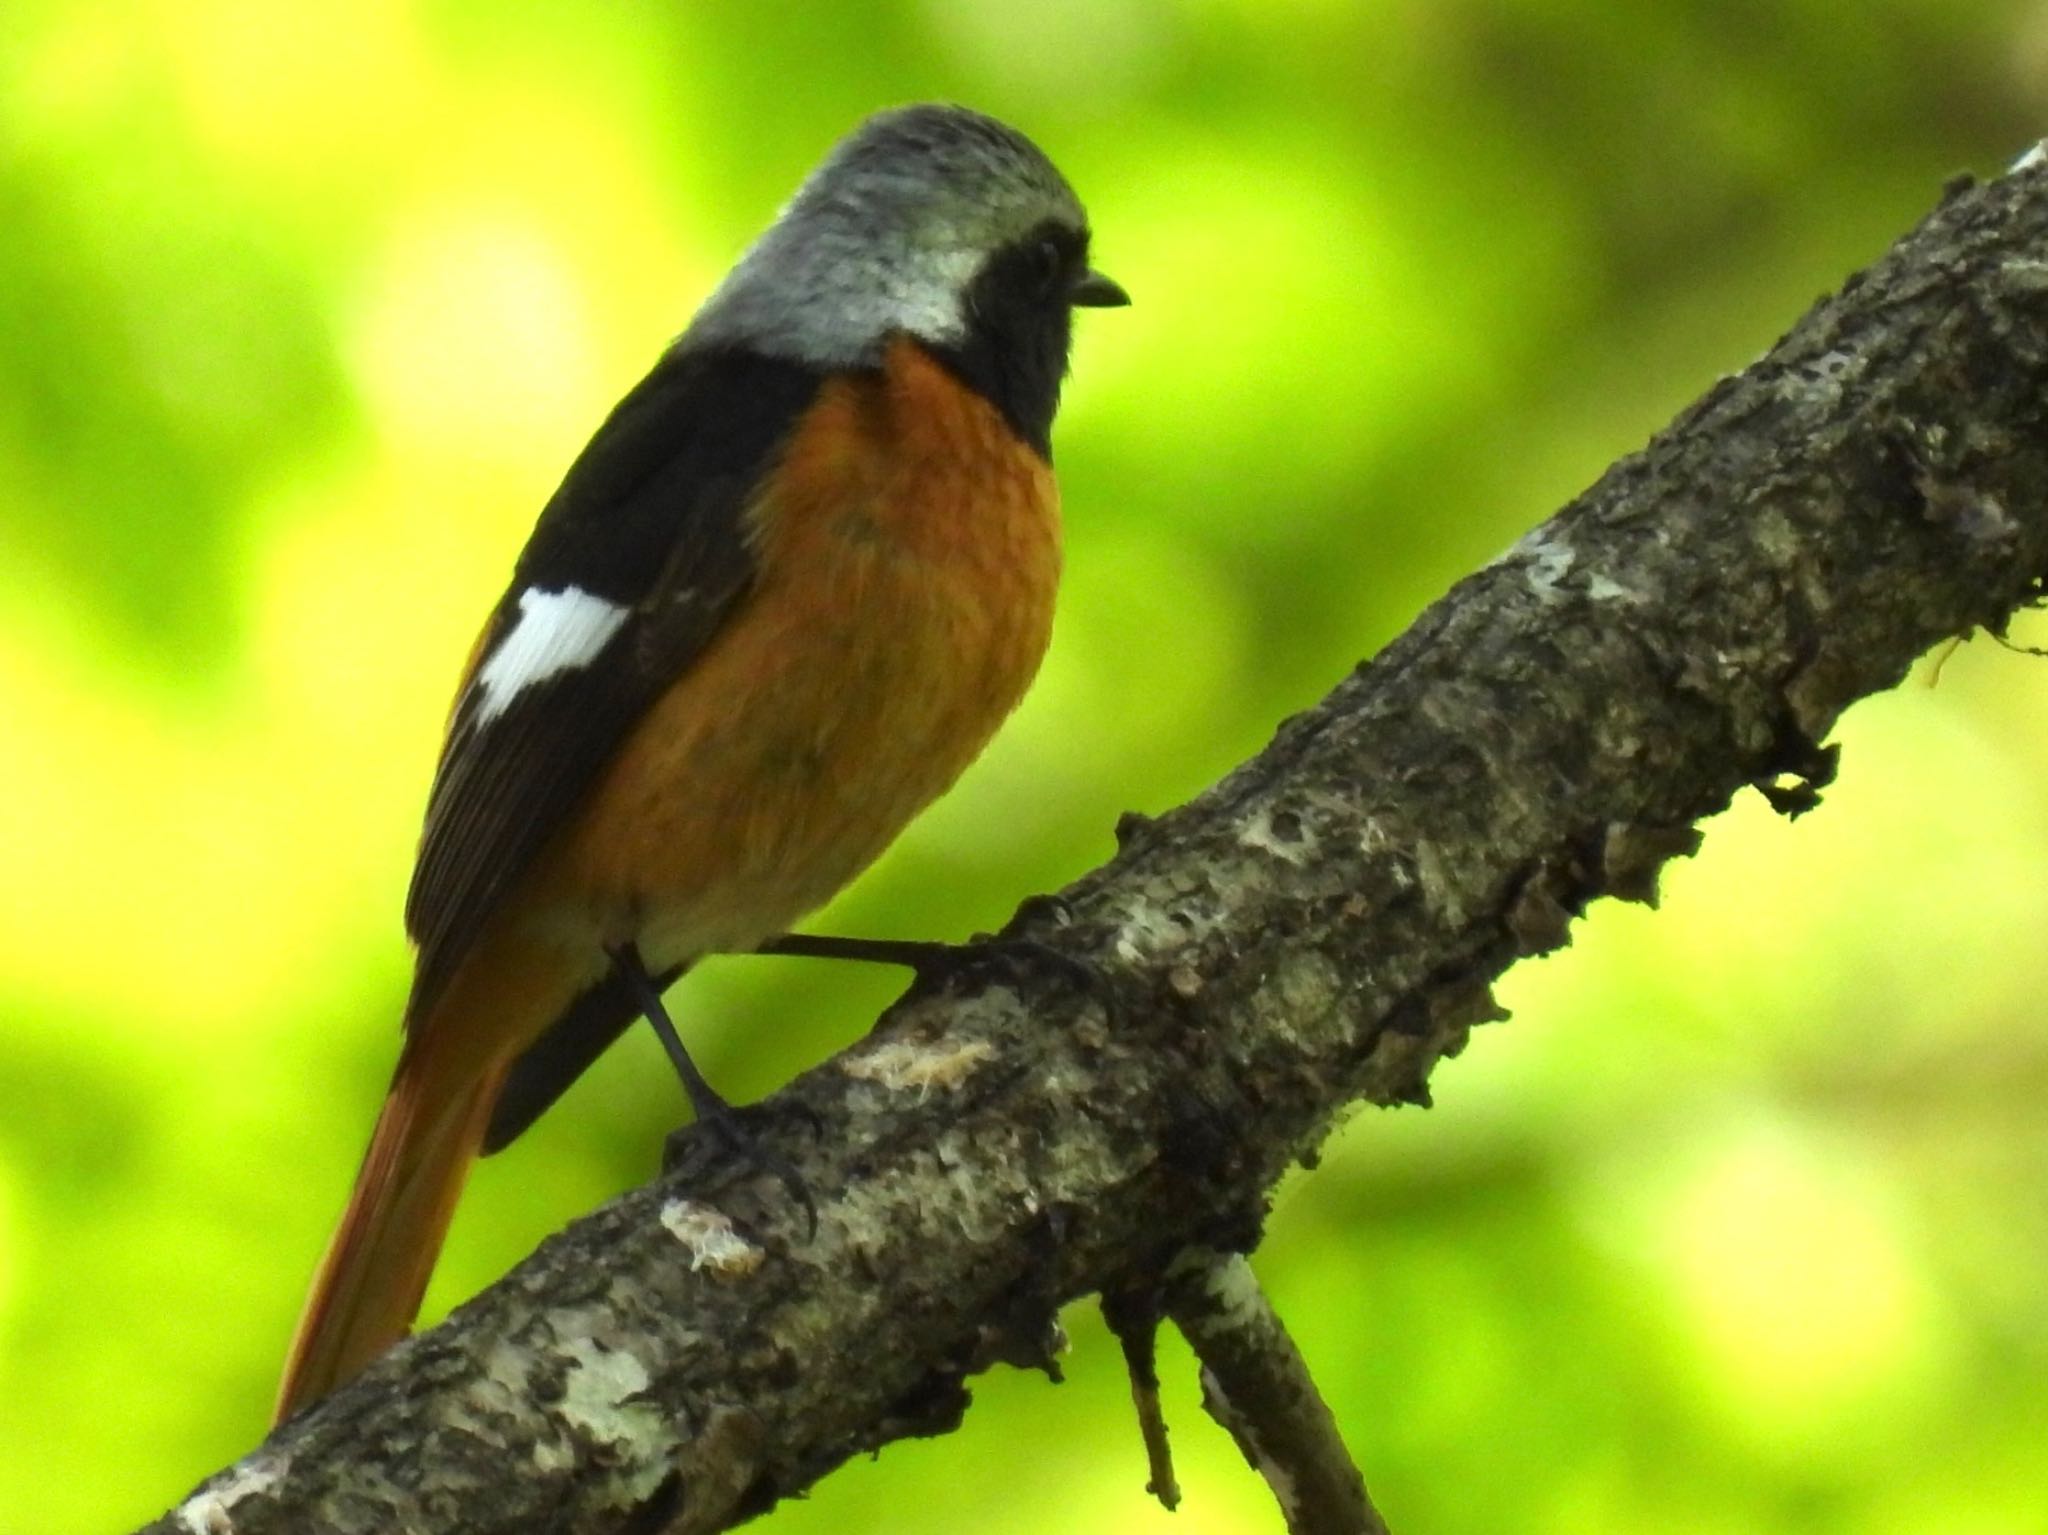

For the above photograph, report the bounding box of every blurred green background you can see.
[4,2,2047,1531]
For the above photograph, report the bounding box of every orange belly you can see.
[516,338,1061,968]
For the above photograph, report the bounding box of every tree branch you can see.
[148,155,2048,1535]
[1163,1249,1386,1535]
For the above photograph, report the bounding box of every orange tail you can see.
[274,1043,507,1422]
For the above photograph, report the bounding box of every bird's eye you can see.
[1033,238,1065,294]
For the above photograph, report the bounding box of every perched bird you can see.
[276,104,1126,1420]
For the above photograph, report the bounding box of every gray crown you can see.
[683,105,1088,368]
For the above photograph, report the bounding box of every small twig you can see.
[1100,1288,1181,1510]
[1163,1250,1387,1535]
[1922,634,1965,685]
[1991,631,2048,659]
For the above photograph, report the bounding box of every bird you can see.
[274,103,1127,1421]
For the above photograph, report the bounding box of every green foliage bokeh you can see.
[3,3,2047,1531]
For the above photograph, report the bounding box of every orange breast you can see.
[525,338,1062,964]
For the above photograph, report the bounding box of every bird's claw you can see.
[666,1101,819,1241]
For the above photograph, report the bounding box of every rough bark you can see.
[1164,1250,1386,1535]
[150,156,2048,1535]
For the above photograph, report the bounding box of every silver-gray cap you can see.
[683,104,1091,368]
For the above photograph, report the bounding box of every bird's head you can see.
[686,104,1126,452]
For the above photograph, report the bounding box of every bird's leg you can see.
[608,941,816,1234]
[755,930,1111,1007]
[610,941,731,1122]
[755,933,957,970]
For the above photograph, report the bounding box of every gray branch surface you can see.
[1165,1249,1386,1535]
[153,159,2048,1535]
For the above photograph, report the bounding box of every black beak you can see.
[1069,268,1131,308]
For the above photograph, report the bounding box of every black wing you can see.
[479,958,687,1154]
[403,345,823,1024]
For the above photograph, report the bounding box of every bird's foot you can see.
[665,1096,820,1241]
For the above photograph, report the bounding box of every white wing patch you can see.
[473,586,629,722]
